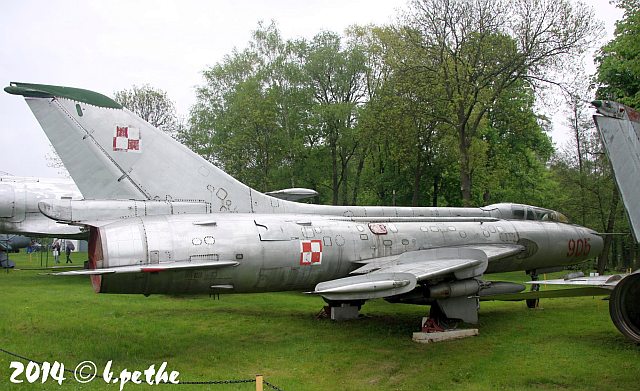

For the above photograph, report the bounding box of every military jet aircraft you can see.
[0,175,84,238]
[5,82,625,339]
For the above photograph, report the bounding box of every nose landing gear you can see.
[526,270,540,309]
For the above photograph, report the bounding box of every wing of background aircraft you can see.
[481,270,640,343]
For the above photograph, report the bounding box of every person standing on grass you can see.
[52,240,61,264]
[65,241,75,263]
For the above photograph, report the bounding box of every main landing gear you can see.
[318,300,364,321]
[526,270,540,309]
[421,303,460,332]
[413,303,478,343]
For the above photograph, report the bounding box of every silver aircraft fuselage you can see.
[0,176,84,238]
[91,213,602,295]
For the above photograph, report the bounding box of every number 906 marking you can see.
[567,238,591,257]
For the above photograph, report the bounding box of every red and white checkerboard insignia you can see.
[300,239,322,265]
[113,126,141,152]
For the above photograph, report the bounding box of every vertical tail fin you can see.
[5,82,268,213]
[593,100,640,241]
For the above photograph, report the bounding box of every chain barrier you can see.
[177,379,255,385]
[1,347,286,390]
[0,347,92,378]
[264,379,287,391]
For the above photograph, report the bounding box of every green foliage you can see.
[476,81,554,206]
[401,0,599,205]
[184,22,314,193]
[180,1,600,211]
[596,1,640,107]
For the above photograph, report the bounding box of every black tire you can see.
[609,273,640,343]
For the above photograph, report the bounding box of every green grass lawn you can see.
[0,251,638,390]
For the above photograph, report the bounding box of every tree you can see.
[114,85,180,136]
[548,67,626,273]
[355,25,458,207]
[400,0,600,205]
[186,22,314,193]
[305,31,369,205]
[596,0,640,107]
[477,80,554,206]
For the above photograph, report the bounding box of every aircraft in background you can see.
[0,175,84,238]
[10,82,634,341]
[0,234,32,252]
[1,233,32,268]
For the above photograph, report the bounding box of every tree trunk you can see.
[331,141,339,206]
[432,174,440,207]
[411,160,423,207]
[459,132,472,206]
[598,186,619,274]
[460,161,472,206]
[340,158,349,206]
[613,236,619,270]
[351,154,366,205]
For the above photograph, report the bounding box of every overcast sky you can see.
[0,0,624,178]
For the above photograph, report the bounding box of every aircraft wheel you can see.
[428,303,460,330]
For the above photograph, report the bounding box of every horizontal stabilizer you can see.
[20,265,84,271]
[51,260,238,276]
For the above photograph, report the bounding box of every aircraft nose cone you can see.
[590,231,604,257]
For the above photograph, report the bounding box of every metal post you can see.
[256,374,263,391]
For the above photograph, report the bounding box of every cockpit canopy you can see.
[482,203,569,223]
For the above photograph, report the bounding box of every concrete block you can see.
[412,329,478,343]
